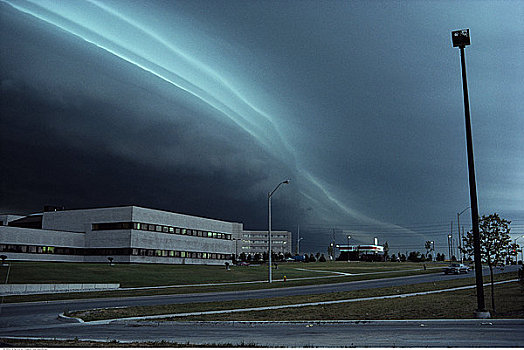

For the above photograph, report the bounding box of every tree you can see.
[319,254,327,262]
[407,251,424,262]
[461,213,512,313]
[309,254,317,263]
[425,241,432,258]
[383,241,389,261]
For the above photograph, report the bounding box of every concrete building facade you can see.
[234,230,292,256]
[0,206,293,265]
[0,206,246,265]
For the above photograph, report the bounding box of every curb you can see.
[57,312,84,323]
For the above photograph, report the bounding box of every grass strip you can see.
[3,267,440,303]
[68,272,520,322]
[0,337,262,348]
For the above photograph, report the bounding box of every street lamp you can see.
[297,237,303,255]
[268,179,290,283]
[347,235,351,262]
[430,241,435,261]
[452,28,487,317]
[457,206,470,263]
[448,234,452,261]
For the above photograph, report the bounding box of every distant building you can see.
[336,244,385,262]
[234,230,292,257]
[0,206,291,265]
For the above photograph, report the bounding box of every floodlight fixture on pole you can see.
[451,28,488,317]
[268,179,290,283]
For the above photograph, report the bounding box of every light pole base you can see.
[475,310,491,319]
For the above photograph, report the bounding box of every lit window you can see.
[169,227,174,233]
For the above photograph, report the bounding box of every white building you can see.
[233,230,292,257]
[0,206,294,265]
[0,206,246,265]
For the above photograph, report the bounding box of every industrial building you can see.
[0,206,290,265]
[235,230,292,256]
[336,244,385,262]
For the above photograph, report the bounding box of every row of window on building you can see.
[91,222,232,240]
[0,244,231,260]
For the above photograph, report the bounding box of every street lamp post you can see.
[457,206,470,263]
[452,29,487,317]
[268,179,290,283]
[430,241,435,261]
[448,234,452,261]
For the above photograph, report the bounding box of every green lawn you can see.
[1,261,447,303]
[0,261,442,287]
[68,272,522,322]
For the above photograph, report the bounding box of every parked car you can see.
[443,263,470,274]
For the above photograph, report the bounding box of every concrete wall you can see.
[0,283,120,296]
[131,206,242,234]
[85,229,132,248]
[0,226,85,248]
[42,206,133,232]
[0,214,24,226]
[130,229,233,253]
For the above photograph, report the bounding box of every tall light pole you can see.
[448,234,452,260]
[452,29,487,317]
[347,235,351,262]
[457,206,470,263]
[430,241,435,261]
[268,179,290,283]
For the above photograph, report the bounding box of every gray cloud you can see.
[1,0,523,254]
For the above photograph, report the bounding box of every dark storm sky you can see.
[1,0,523,254]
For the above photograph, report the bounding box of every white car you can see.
[443,263,470,274]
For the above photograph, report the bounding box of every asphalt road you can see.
[0,265,520,347]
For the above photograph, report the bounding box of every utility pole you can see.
[451,29,488,317]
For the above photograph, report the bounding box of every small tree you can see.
[461,213,512,313]
[425,241,432,258]
[319,254,327,262]
[383,241,389,261]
